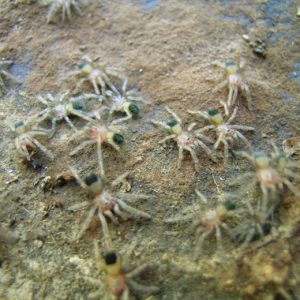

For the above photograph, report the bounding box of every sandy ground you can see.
[0,0,300,299]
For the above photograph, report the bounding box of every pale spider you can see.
[84,242,159,300]
[73,56,125,95]
[189,102,255,164]
[0,59,18,96]
[231,201,276,247]
[213,59,252,110]
[68,168,152,242]
[69,110,125,177]
[165,189,237,257]
[108,79,147,125]
[151,106,217,172]
[35,92,94,136]
[11,117,53,161]
[46,0,84,23]
[233,150,300,211]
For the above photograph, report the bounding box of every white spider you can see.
[36,92,94,136]
[46,0,84,23]
[68,169,152,243]
[11,117,53,161]
[189,101,255,164]
[151,106,217,172]
[107,79,147,124]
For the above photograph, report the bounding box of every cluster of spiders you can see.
[2,42,299,298]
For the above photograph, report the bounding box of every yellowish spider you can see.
[108,79,147,125]
[0,59,18,96]
[165,189,237,257]
[189,102,255,164]
[234,150,300,210]
[84,242,160,300]
[213,59,252,110]
[11,117,53,161]
[36,92,94,136]
[46,0,84,23]
[69,109,125,177]
[151,106,217,172]
[68,168,152,242]
[73,56,125,95]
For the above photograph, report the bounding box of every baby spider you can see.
[189,103,255,164]
[231,201,276,247]
[46,0,84,23]
[84,243,160,300]
[68,168,152,242]
[108,79,147,125]
[69,110,125,177]
[165,189,237,257]
[234,150,300,211]
[11,117,53,161]
[0,59,18,96]
[73,56,125,95]
[151,106,217,172]
[36,92,93,136]
[213,59,252,110]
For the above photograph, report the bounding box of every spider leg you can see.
[69,166,88,189]
[151,120,170,130]
[235,130,253,151]
[227,86,234,107]
[165,106,182,125]
[97,139,105,177]
[65,0,72,20]
[74,205,97,240]
[111,107,132,124]
[177,145,184,169]
[222,139,229,166]
[91,78,100,95]
[98,210,112,249]
[64,115,78,132]
[111,171,130,187]
[128,279,160,295]
[241,83,252,110]
[70,140,95,156]
[283,179,300,197]
[185,146,200,172]
[72,0,83,16]
[116,192,154,202]
[196,139,217,162]
[158,134,176,144]
[103,210,118,224]
[226,107,238,124]
[113,204,130,220]
[194,229,213,259]
[116,199,151,219]
[32,138,54,160]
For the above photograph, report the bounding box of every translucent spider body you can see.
[231,201,275,246]
[108,79,146,124]
[70,112,125,176]
[68,169,152,242]
[236,150,300,209]
[46,0,84,23]
[0,59,18,96]
[73,56,124,95]
[85,247,159,300]
[151,107,217,171]
[12,118,53,161]
[165,189,236,257]
[36,92,93,136]
[213,59,252,110]
[189,103,255,164]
